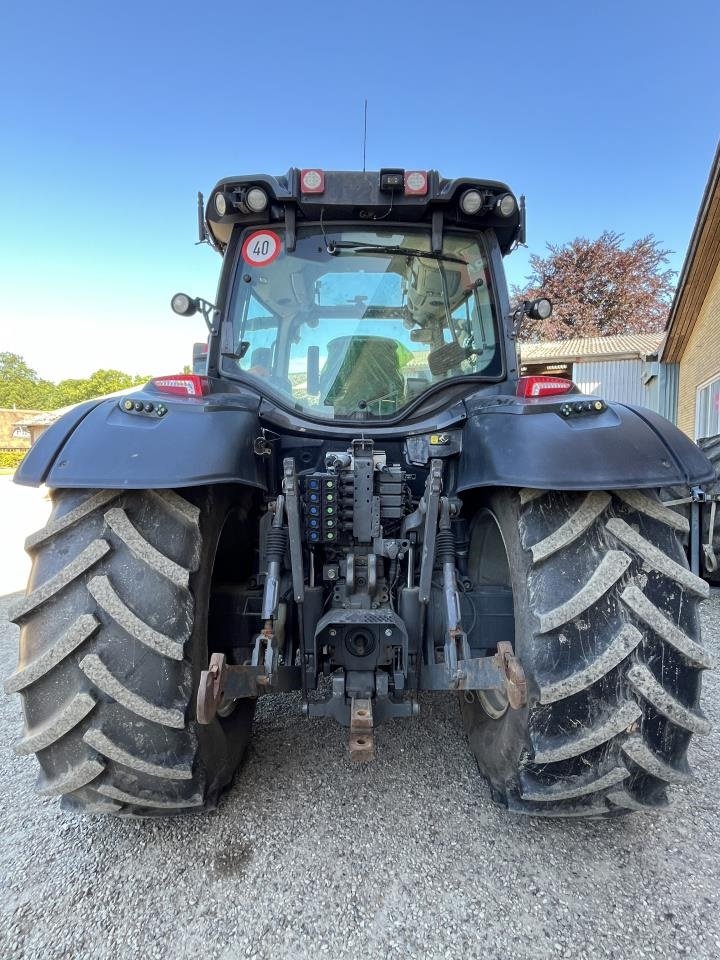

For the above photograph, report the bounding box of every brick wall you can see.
[677,264,720,437]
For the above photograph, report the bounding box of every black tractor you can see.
[7,168,715,818]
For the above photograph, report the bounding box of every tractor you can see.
[6,167,715,818]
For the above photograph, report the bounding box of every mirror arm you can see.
[509,301,529,340]
[195,297,218,333]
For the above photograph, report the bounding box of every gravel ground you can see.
[1,586,719,959]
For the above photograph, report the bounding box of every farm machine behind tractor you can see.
[6,167,715,819]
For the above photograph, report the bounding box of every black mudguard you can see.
[15,391,266,491]
[457,396,714,492]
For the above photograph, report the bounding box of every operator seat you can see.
[321,336,406,415]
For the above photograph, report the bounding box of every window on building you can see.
[695,375,720,440]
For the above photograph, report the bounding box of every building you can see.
[519,333,676,418]
[14,406,77,446]
[662,142,720,439]
[14,389,137,447]
[0,408,43,454]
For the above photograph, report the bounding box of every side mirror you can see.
[192,341,208,374]
[307,346,320,396]
[171,292,198,317]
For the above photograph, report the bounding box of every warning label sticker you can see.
[241,230,282,267]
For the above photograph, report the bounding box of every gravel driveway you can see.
[1,487,719,958]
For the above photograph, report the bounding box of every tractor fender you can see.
[456,396,714,492]
[15,391,266,491]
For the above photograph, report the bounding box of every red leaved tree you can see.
[512,231,676,341]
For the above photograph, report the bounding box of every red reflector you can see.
[300,169,325,194]
[151,374,208,397]
[404,171,428,196]
[516,376,574,398]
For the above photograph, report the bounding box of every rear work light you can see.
[151,374,209,397]
[516,376,574,398]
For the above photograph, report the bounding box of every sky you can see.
[1,0,718,382]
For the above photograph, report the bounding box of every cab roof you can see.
[205,168,524,255]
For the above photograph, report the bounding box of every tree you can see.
[54,369,150,407]
[512,231,676,341]
[0,353,150,410]
[0,352,55,409]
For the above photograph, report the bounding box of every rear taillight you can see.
[516,376,574,398]
[404,171,428,196]
[300,169,325,194]
[151,374,208,397]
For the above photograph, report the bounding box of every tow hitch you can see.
[494,641,527,710]
[349,697,374,762]
[196,653,300,724]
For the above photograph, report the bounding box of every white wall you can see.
[573,359,650,406]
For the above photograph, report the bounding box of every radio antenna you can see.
[362,99,368,172]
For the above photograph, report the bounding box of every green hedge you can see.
[0,450,27,470]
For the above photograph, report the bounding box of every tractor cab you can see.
[198,169,523,422]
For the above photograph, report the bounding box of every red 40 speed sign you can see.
[241,230,282,267]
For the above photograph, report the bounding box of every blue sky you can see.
[1,0,718,381]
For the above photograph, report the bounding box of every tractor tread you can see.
[460,488,710,819]
[37,757,106,796]
[627,663,711,734]
[14,692,97,755]
[620,584,712,668]
[519,763,629,802]
[148,489,201,529]
[537,623,642,704]
[97,783,203,809]
[507,795,610,818]
[606,787,668,812]
[9,539,110,622]
[529,491,611,562]
[79,653,185,728]
[87,574,186,659]
[614,489,690,533]
[82,728,193,780]
[4,613,100,693]
[25,490,119,551]
[606,518,709,598]
[519,488,546,505]
[7,487,256,818]
[621,736,692,784]
[104,507,190,587]
[699,435,720,466]
[537,549,632,633]
[531,700,642,763]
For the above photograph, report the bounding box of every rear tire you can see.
[460,488,711,818]
[661,434,720,583]
[5,486,257,816]
[699,435,720,582]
